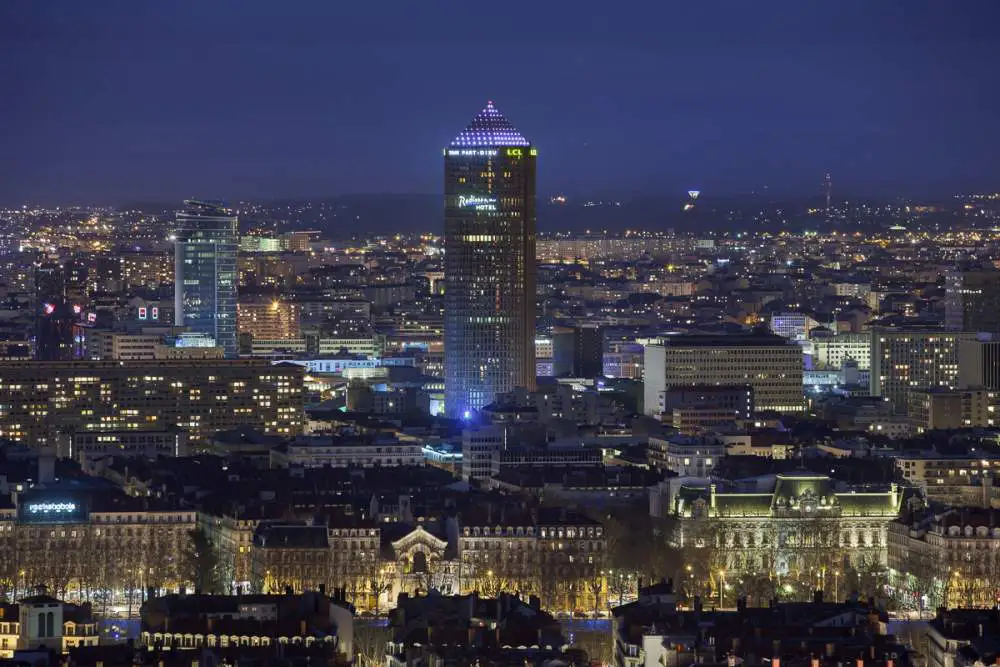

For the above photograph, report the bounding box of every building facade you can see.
[811,333,871,371]
[869,329,976,413]
[643,333,803,415]
[444,102,537,416]
[0,486,196,607]
[889,508,1000,609]
[945,270,1000,333]
[237,298,301,342]
[661,473,902,590]
[958,338,1000,390]
[174,200,239,357]
[0,360,304,446]
[908,388,1000,433]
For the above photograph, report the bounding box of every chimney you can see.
[300,619,306,637]
[811,657,819,667]
[772,658,780,667]
[856,658,863,667]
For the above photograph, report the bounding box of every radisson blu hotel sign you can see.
[17,494,88,524]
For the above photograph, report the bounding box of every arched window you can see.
[46,612,55,638]
[412,551,428,574]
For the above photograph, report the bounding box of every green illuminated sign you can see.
[506,148,522,157]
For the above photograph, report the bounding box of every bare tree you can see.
[354,623,391,667]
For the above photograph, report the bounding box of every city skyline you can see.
[3,1,1000,205]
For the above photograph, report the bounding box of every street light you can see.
[718,570,726,608]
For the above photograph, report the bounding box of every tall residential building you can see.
[945,270,1000,333]
[643,332,804,415]
[174,200,239,357]
[869,328,976,412]
[0,360,304,446]
[443,101,536,416]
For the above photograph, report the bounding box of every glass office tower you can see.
[174,200,238,357]
[444,101,537,417]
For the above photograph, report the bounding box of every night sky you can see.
[3,1,999,205]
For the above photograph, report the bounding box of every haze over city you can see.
[4,0,1000,205]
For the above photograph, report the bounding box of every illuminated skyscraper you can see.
[174,200,238,357]
[444,101,537,416]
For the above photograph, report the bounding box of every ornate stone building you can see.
[0,485,196,604]
[666,473,903,595]
[888,506,1000,609]
[248,507,606,614]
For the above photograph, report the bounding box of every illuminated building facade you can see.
[246,508,605,614]
[237,297,301,341]
[869,329,975,412]
[444,102,536,416]
[0,360,304,446]
[661,473,902,593]
[174,200,239,357]
[0,485,196,609]
[643,333,804,415]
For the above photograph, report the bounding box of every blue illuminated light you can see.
[450,101,531,148]
[463,410,472,420]
[28,502,77,514]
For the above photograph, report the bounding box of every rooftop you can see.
[450,101,530,148]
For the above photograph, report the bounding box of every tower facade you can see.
[174,200,238,357]
[444,102,537,416]
[33,262,76,361]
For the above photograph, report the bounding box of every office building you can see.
[643,332,803,415]
[60,426,190,462]
[958,338,1000,389]
[174,200,239,357]
[0,359,304,446]
[769,312,822,341]
[552,325,603,377]
[869,329,975,412]
[444,101,536,416]
[810,332,871,370]
[893,452,1000,507]
[945,269,1000,333]
[908,388,1000,433]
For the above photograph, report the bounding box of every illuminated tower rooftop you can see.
[450,101,530,147]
